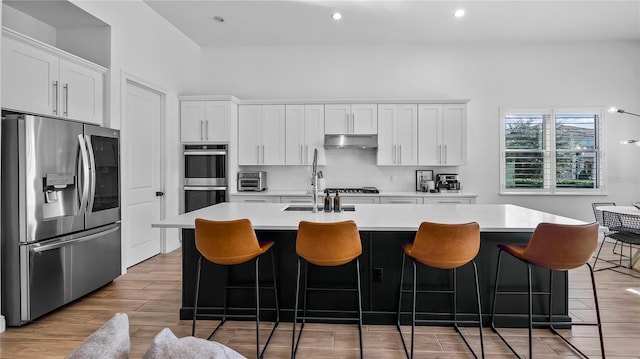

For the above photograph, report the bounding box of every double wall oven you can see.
[183,144,228,212]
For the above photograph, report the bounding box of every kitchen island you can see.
[153,203,586,327]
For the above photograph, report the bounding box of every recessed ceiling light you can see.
[453,9,465,18]
[332,12,342,21]
[213,16,224,23]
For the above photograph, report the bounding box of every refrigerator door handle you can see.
[31,225,120,253]
[85,135,96,213]
[78,135,90,213]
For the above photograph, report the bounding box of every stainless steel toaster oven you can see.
[237,171,267,191]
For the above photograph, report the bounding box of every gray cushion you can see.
[143,328,245,359]
[66,312,130,359]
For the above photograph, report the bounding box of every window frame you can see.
[499,107,606,195]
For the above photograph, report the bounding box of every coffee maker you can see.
[436,174,461,192]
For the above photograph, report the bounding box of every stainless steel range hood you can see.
[324,134,378,149]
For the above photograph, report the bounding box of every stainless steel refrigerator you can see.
[1,112,121,326]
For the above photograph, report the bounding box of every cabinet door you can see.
[261,105,286,165]
[180,101,206,142]
[2,36,59,116]
[380,197,422,204]
[205,101,231,142]
[441,104,467,165]
[325,104,350,134]
[377,104,396,165]
[424,197,474,204]
[396,104,418,165]
[230,195,279,203]
[340,196,379,204]
[418,104,443,165]
[351,104,377,134]
[238,105,262,165]
[285,105,305,165]
[304,105,326,166]
[59,59,104,125]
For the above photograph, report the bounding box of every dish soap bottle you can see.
[324,191,332,212]
[333,192,341,212]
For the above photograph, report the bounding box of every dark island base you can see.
[180,229,570,328]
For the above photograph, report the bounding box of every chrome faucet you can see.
[311,148,318,213]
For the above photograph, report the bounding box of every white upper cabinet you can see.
[59,59,103,125]
[325,104,377,134]
[180,101,233,142]
[286,104,325,166]
[2,29,105,125]
[238,104,285,165]
[377,104,418,166]
[418,104,467,166]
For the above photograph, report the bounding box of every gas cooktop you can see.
[325,187,380,194]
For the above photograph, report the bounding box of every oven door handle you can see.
[183,150,227,156]
[184,186,227,191]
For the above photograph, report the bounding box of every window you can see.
[500,108,604,194]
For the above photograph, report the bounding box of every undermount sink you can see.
[283,205,356,212]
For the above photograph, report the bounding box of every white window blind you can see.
[500,108,604,194]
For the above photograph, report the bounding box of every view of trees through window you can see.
[503,110,600,192]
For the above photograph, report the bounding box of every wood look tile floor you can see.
[1,242,639,358]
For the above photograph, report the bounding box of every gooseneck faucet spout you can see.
[311,148,318,213]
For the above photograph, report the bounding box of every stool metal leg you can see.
[527,264,533,359]
[291,258,302,359]
[588,262,606,358]
[490,250,522,358]
[411,260,417,359]
[472,260,485,359]
[255,257,261,359]
[192,256,204,336]
[396,252,410,358]
[356,258,364,359]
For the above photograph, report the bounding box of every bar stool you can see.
[396,221,484,359]
[291,220,363,359]
[192,218,279,359]
[490,222,604,359]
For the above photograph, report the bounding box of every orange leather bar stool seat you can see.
[396,222,484,359]
[192,218,279,359]
[490,222,605,359]
[291,220,364,358]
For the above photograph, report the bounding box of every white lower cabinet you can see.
[423,197,475,204]
[340,196,379,204]
[280,196,314,203]
[380,197,422,204]
[230,195,280,203]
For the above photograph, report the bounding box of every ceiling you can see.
[144,0,640,47]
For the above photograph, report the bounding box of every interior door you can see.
[123,80,163,267]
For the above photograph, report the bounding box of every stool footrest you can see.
[305,286,358,292]
[295,316,360,322]
[494,290,552,295]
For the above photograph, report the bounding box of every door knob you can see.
[155,191,164,197]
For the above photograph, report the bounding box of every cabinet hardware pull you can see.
[305,145,309,165]
[392,145,396,164]
[257,145,260,164]
[204,120,209,140]
[444,144,447,164]
[399,144,402,164]
[438,144,442,164]
[52,81,58,115]
[201,120,205,141]
[262,144,265,164]
[63,83,69,116]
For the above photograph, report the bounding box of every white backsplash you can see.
[239,148,459,192]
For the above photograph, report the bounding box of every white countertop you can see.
[153,203,584,232]
[231,190,478,198]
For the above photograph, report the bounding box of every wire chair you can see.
[591,202,628,258]
[593,210,640,272]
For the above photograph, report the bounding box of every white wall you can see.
[200,41,640,222]
[70,0,201,254]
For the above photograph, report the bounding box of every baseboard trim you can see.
[0,315,6,333]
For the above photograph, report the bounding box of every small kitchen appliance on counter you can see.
[436,174,461,192]
[238,171,267,191]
